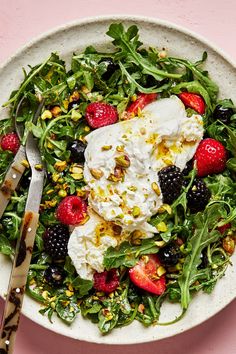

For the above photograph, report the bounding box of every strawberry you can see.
[0,132,20,155]
[129,254,166,295]
[56,196,87,225]
[194,138,227,177]
[93,269,119,293]
[85,102,118,129]
[178,92,205,114]
[127,93,157,115]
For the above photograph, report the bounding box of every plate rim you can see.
[0,14,236,344]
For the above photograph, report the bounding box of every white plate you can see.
[0,15,236,344]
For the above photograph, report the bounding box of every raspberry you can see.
[194,138,227,177]
[187,178,211,212]
[158,165,184,204]
[56,196,87,225]
[0,132,20,154]
[43,224,69,260]
[44,264,65,287]
[93,269,119,293]
[85,102,118,129]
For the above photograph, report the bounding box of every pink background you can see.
[0,0,236,353]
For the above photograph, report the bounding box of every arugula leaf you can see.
[0,234,13,255]
[107,23,182,80]
[103,238,159,269]
[178,204,225,310]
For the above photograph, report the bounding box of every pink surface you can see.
[0,0,236,353]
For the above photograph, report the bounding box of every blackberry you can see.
[213,105,234,124]
[187,178,211,213]
[158,165,184,204]
[43,224,70,260]
[182,160,193,176]
[198,248,208,269]
[68,140,86,163]
[44,265,65,287]
[68,100,80,111]
[99,57,119,80]
[158,243,181,267]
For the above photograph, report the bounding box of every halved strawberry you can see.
[127,93,158,115]
[129,254,166,295]
[178,92,205,114]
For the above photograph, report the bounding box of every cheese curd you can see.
[68,96,204,279]
[83,96,203,230]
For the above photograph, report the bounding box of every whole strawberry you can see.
[85,102,118,129]
[194,138,227,177]
[56,196,87,225]
[1,132,20,155]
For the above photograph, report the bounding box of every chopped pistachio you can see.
[71,173,83,180]
[69,90,80,102]
[155,240,166,247]
[115,155,130,168]
[158,204,172,214]
[84,126,90,132]
[116,145,124,152]
[157,266,166,277]
[21,159,29,168]
[54,160,67,172]
[50,302,56,309]
[42,291,49,300]
[65,290,74,297]
[58,189,67,198]
[71,110,82,122]
[132,206,141,218]
[156,222,168,232]
[46,189,54,195]
[70,165,83,174]
[131,94,137,102]
[50,106,61,117]
[140,127,146,135]
[41,110,52,120]
[152,182,161,196]
[90,168,104,179]
[102,145,112,151]
[35,164,43,171]
[128,186,137,192]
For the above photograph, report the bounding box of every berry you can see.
[68,140,86,163]
[1,132,20,155]
[93,269,119,293]
[100,57,119,80]
[182,160,193,176]
[44,265,65,287]
[129,254,166,295]
[217,222,231,234]
[158,165,184,204]
[19,173,32,189]
[85,102,118,129]
[178,92,205,114]
[43,224,70,260]
[158,243,181,267]
[213,105,234,124]
[198,249,208,269]
[194,138,227,177]
[68,100,80,111]
[127,93,158,115]
[187,178,211,212]
[56,195,87,225]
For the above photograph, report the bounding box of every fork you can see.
[0,100,45,354]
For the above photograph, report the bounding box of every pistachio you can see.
[132,206,141,218]
[71,173,83,180]
[50,106,61,117]
[154,240,166,247]
[222,236,235,254]
[102,145,112,151]
[116,145,124,152]
[115,155,130,168]
[156,221,168,232]
[70,165,83,174]
[71,110,82,122]
[41,110,52,120]
[90,168,104,179]
[151,182,161,196]
[128,186,137,192]
[54,160,67,172]
[21,159,29,168]
[140,127,146,135]
[157,266,166,277]
[58,189,67,198]
[35,164,43,171]
[108,166,124,182]
[69,90,80,102]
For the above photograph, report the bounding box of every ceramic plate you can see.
[0,15,235,344]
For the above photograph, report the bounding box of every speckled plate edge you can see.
[0,15,235,345]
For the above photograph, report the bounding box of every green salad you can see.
[0,23,236,334]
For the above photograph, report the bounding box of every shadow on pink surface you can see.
[1,297,236,354]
